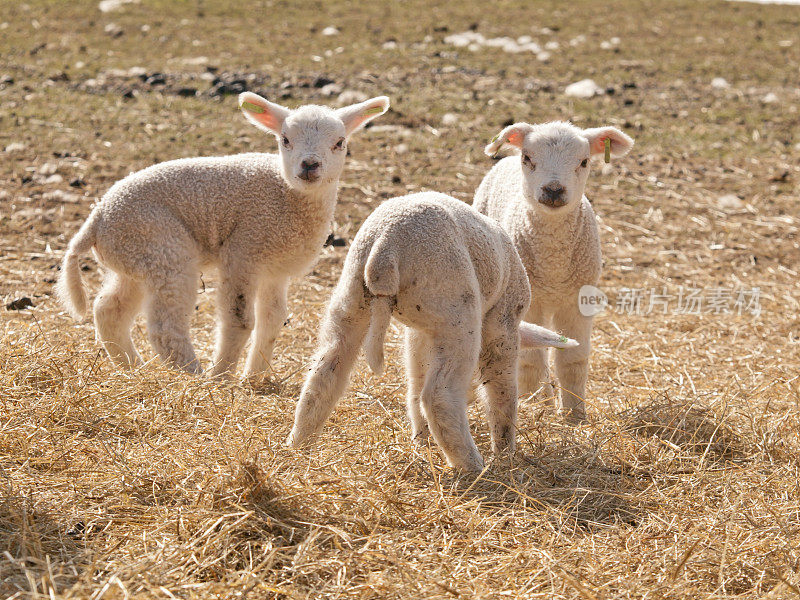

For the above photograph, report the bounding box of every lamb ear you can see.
[583,126,634,158]
[484,123,533,157]
[336,96,390,137]
[238,92,291,136]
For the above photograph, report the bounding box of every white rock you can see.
[98,0,138,12]
[382,40,398,49]
[4,142,25,152]
[717,194,744,210]
[564,79,603,98]
[537,52,551,62]
[517,35,533,44]
[337,90,368,106]
[441,113,459,126]
[38,162,59,175]
[319,83,342,96]
[545,41,559,50]
[711,77,730,89]
[321,26,339,36]
[762,92,778,103]
[569,35,587,46]
[43,190,80,203]
[393,143,409,155]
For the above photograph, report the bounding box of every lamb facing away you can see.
[56,92,390,377]
[287,192,578,472]
[474,120,633,422]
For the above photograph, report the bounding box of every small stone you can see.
[38,162,59,175]
[319,83,342,96]
[145,73,166,85]
[337,90,368,105]
[441,113,458,126]
[104,23,124,37]
[0,74,14,85]
[312,75,335,88]
[43,190,80,203]
[761,92,778,104]
[324,233,347,247]
[6,297,34,311]
[564,79,603,98]
[5,142,25,152]
[711,77,730,90]
[717,194,744,211]
[321,26,339,36]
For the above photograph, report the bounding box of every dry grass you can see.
[2,0,800,597]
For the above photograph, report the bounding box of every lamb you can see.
[56,92,390,377]
[286,192,578,472]
[474,120,633,423]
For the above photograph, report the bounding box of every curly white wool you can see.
[287,192,578,472]
[56,93,389,377]
[475,120,633,422]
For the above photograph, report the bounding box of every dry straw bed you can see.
[2,0,800,598]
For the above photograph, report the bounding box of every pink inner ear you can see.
[253,109,281,132]
[506,130,525,147]
[589,134,610,155]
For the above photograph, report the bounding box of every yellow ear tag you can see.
[241,101,265,114]
[604,138,611,163]
[363,106,384,116]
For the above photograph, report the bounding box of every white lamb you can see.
[56,92,390,377]
[287,192,578,472]
[474,120,633,422]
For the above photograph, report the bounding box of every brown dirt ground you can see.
[1,0,799,598]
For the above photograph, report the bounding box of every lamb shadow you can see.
[423,435,649,530]
[0,493,85,597]
[617,396,745,463]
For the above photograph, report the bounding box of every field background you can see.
[1,0,800,598]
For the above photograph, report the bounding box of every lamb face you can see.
[240,92,389,192]
[484,121,633,213]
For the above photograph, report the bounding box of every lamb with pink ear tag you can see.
[56,93,390,379]
[475,120,634,423]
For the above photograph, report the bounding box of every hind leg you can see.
[144,271,201,374]
[404,328,431,446]
[518,304,554,402]
[288,289,370,447]
[93,271,144,368]
[478,330,520,456]
[420,328,483,472]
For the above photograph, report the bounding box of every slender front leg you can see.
[244,277,289,378]
[404,328,431,446]
[552,301,593,423]
[210,269,257,378]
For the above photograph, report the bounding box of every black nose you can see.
[542,181,565,199]
[301,159,320,172]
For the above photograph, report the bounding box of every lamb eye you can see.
[580,158,588,168]
[522,154,536,170]
[282,135,290,147]
[333,137,345,151]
